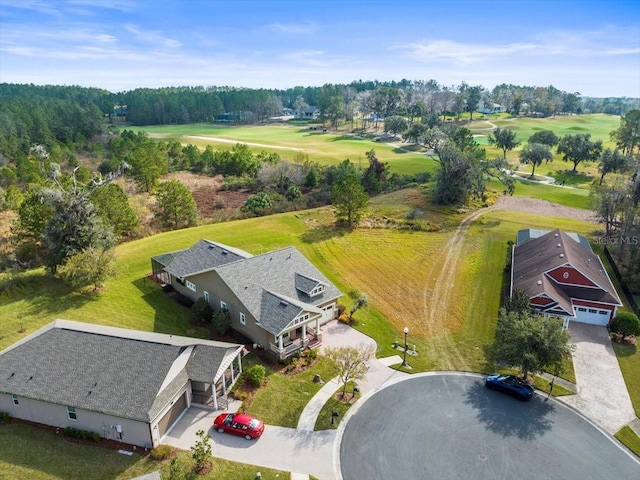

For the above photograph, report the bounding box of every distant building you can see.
[477,100,506,114]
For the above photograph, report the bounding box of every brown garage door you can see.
[157,392,187,438]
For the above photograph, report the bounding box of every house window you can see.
[12,394,18,406]
[588,309,598,314]
[67,406,77,420]
[186,280,196,292]
[240,312,246,325]
[220,301,227,311]
[204,291,210,303]
[598,310,608,315]
[577,307,587,312]
[310,285,325,296]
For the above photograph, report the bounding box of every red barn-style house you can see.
[511,229,622,326]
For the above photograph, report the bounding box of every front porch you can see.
[269,324,322,360]
[190,349,243,410]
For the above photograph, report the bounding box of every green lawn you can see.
[486,177,591,209]
[469,114,620,148]
[128,123,437,175]
[614,425,640,457]
[314,381,360,431]
[245,357,337,427]
[0,423,288,480]
[613,342,640,418]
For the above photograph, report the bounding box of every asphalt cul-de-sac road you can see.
[337,374,640,480]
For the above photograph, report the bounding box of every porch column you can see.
[237,354,242,374]
[213,388,218,410]
[222,373,227,395]
[316,316,320,333]
[278,334,283,350]
[302,324,307,341]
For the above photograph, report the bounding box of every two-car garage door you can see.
[157,392,188,438]
[574,307,610,326]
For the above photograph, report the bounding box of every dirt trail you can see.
[421,196,597,370]
[421,207,492,370]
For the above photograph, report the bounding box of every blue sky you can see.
[1,0,639,97]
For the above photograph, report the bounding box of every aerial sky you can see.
[1,0,639,97]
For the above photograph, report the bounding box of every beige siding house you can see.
[0,320,244,448]
[152,240,342,359]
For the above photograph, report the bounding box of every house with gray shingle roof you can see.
[0,320,244,448]
[153,240,342,359]
[511,229,622,326]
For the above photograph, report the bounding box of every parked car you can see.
[213,412,265,440]
[485,374,534,401]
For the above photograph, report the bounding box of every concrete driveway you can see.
[320,320,408,394]
[163,406,336,479]
[337,374,640,480]
[562,323,636,433]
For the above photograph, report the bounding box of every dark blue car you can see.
[485,374,535,401]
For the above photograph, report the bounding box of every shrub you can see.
[150,444,173,461]
[191,298,213,323]
[212,307,232,335]
[232,390,248,402]
[303,348,318,362]
[63,427,100,442]
[610,312,640,339]
[241,191,273,215]
[0,411,10,422]
[246,364,267,387]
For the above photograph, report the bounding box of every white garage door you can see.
[574,307,610,326]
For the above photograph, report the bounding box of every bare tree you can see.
[325,345,374,399]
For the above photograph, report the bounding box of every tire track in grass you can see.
[422,207,492,370]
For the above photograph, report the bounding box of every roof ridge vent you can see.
[554,233,559,237]
[222,250,228,255]
[557,243,561,247]
[559,254,564,258]
[279,300,288,307]
[537,280,542,286]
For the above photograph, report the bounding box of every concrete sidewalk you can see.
[297,378,341,430]
[296,321,409,433]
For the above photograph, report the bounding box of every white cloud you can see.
[395,26,640,66]
[124,24,182,48]
[267,22,316,35]
[393,39,537,65]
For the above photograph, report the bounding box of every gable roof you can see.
[213,246,342,334]
[0,320,242,422]
[512,229,621,309]
[164,239,252,279]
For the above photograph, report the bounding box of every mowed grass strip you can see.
[614,425,640,458]
[613,342,640,418]
[0,423,289,480]
[130,123,437,175]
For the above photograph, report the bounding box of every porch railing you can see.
[269,332,321,358]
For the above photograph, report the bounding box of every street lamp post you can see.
[402,327,409,367]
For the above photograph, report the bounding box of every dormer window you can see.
[310,285,325,297]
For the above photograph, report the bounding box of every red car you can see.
[213,413,264,440]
